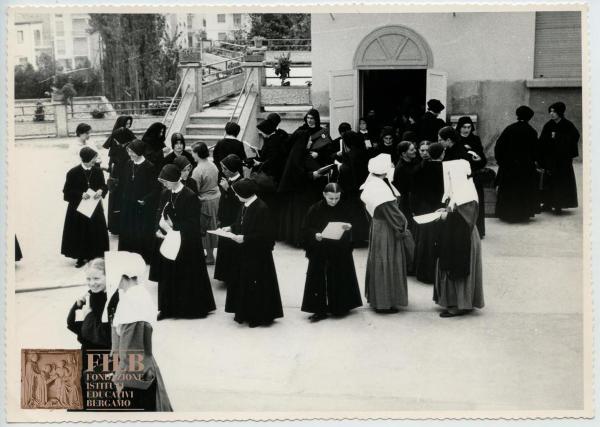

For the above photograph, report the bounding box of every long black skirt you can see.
[61,205,109,261]
[278,190,320,247]
[301,251,362,315]
[414,222,437,284]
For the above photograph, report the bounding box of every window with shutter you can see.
[534,11,582,78]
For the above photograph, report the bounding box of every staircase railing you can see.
[229,68,254,123]
[162,67,191,127]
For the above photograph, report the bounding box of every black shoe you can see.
[375,307,399,314]
[440,310,465,318]
[309,313,328,322]
[75,259,86,268]
[248,322,260,328]
[540,204,552,212]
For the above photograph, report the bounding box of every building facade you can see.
[311,11,583,156]
[14,13,100,71]
[165,13,251,49]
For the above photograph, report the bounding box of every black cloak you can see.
[494,120,540,222]
[538,117,580,209]
[61,165,109,260]
[300,200,363,315]
[150,186,216,318]
[228,198,283,326]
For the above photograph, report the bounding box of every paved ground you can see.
[11,139,584,413]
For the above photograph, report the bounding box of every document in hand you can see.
[316,163,336,175]
[208,229,238,240]
[413,211,443,224]
[76,189,101,218]
[160,230,181,260]
[321,222,350,240]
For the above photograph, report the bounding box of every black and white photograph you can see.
[4,3,593,422]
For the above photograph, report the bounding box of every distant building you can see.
[14,12,100,71]
[164,13,250,48]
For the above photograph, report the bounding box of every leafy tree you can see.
[247,14,310,41]
[88,14,179,105]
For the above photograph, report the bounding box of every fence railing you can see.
[261,38,311,51]
[14,104,56,122]
[70,99,182,118]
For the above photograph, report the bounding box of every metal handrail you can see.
[165,84,191,136]
[228,68,254,122]
[162,67,191,125]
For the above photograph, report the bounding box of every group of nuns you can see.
[60,97,579,324]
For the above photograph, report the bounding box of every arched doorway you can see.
[330,25,446,136]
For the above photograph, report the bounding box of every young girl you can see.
[191,142,220,265]
[301,183,362,321]
[224,178,283,327]
[61,147,109,268]
[66,258,110,409]
[110,251,173,411]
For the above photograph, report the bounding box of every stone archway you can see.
[353,25,434,69]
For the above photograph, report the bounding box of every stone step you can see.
[189,115,237,125]
[182,134,223,144]
[185,124,226,136]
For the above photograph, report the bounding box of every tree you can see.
[247,14,310,41]
[88,14,179,105]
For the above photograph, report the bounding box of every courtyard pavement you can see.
[10,137,585,413]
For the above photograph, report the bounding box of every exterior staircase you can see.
[182,94,243,146]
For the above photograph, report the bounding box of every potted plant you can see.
[273,52,291,86]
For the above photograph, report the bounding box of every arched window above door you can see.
[353,25,433,69]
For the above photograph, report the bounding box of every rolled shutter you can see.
[534,11,582,78]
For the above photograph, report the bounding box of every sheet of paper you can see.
[413,211,443,224]
[76,189,101,218]
[321,222,350,240]
[208,229,238,240]
[160,230,181,261]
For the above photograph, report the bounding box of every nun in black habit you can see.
[225,178,283,327]
[214,154,244,284]
[418,99,446,142]
[335,130,370,244]
[117,139,160,263]
[142,122,168,174]
[300,183,362,321]
[456,116,488,237]
[277,108,332,247]
[104,122,136,234]
[538,101,580,212]
[494,106,540,222]
[173,155,198,194]
[151,165,216,320]
[61,147,109,267]
[410,142,445,284]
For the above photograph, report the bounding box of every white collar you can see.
[244,195,258,207]
[133,156,145,165]
[359,129,368,134]
[172,182,185,193]
[81,163,92,170]
[229,172,241,181]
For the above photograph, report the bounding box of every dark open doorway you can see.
[360,69,426,130]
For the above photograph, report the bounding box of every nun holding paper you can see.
[434,159,484,317]
[150,164,216,320]
[360,153,410,313]
[105,251,173,411]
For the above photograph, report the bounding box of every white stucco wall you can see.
[311,12,536,113]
